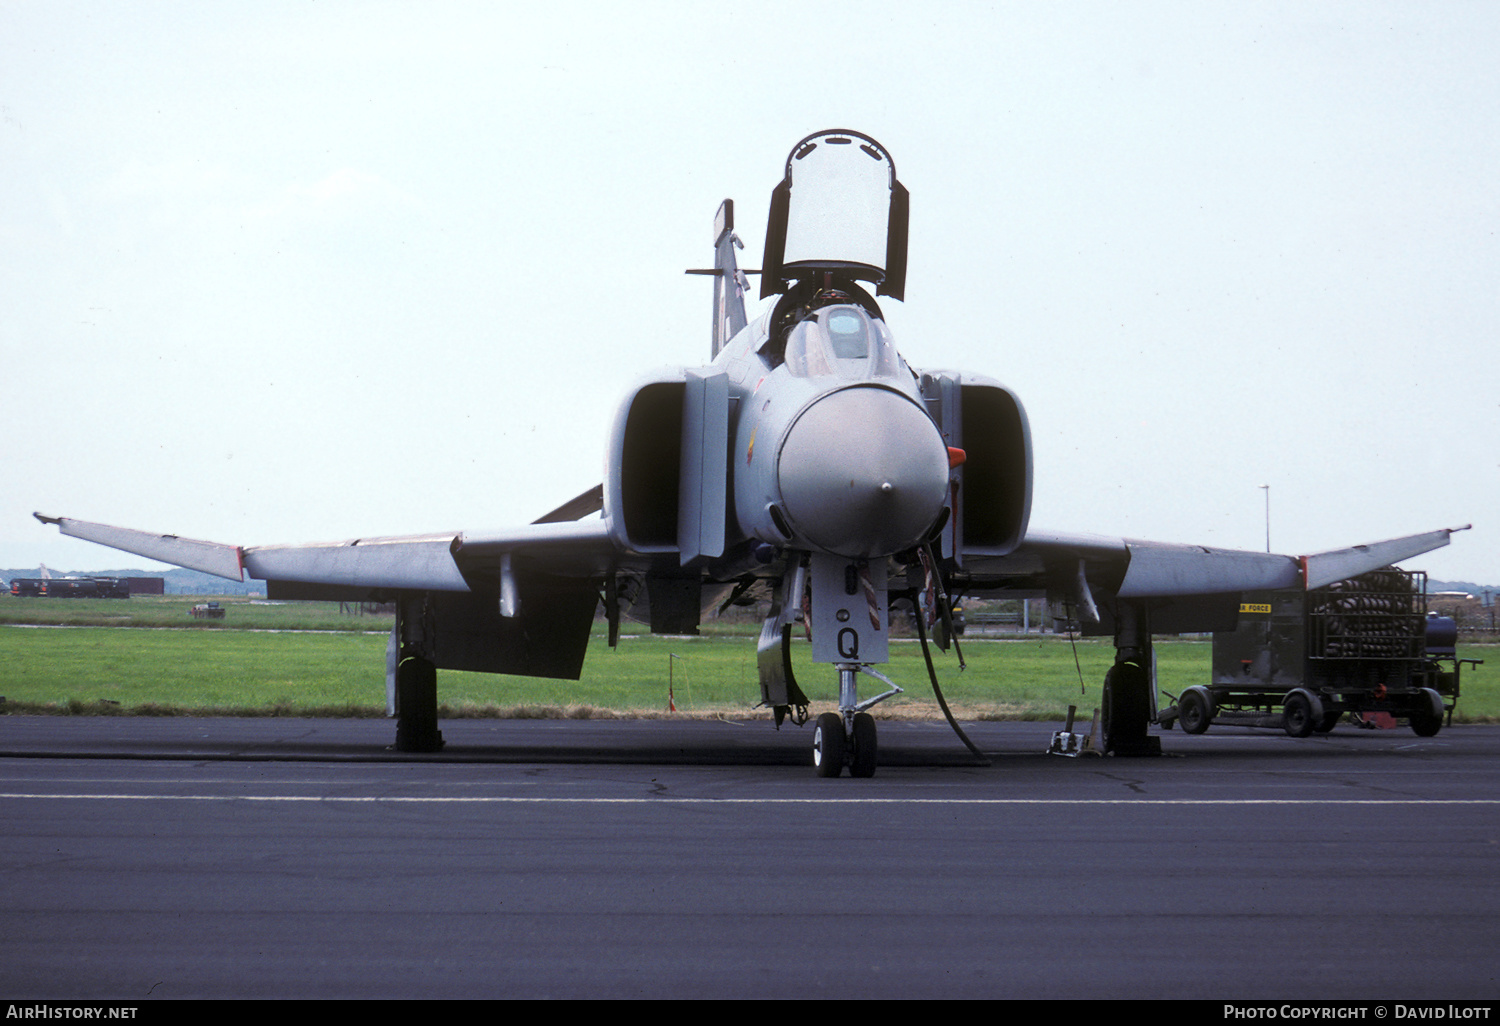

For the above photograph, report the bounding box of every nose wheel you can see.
[813,713,845,777]
[850,712,877,777]
[813,711,878,778]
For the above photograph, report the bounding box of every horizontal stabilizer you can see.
[531,484,605,525]
[34,513,245,581]
[1301,525,1469,590]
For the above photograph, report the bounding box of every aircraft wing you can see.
[32,509,646,682]
[32,512,628,596]
[957,524,1469,632]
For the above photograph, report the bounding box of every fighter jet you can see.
[35,129,1467,776]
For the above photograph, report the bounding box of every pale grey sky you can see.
[4,1,1497,584]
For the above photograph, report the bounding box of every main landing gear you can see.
[813,663,902,778]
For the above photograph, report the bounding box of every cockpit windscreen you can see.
[783,305,904,380]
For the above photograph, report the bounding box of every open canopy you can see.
[761,130,909,301]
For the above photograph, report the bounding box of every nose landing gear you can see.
[812,663,902,778]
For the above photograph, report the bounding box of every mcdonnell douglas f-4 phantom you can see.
[36,130,1468,776]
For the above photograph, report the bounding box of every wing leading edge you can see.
[33,511,634,687]
[32,512,623,596]
[959,523,1469,631]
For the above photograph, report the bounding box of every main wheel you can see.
[1178,690,1211,735]
[850,713,877,778]
[394,654,444,753]
[813,712,845,777]
[1315,710,1342,734]
[1283,692,1315,738]
[1103,661,1150,750]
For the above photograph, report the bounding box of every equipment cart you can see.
[1159,569,1480,738]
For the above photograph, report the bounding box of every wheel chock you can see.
[1048,705,1103,757]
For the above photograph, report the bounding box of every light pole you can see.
[1260,485,1270,553]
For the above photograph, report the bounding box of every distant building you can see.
[125,577,165,596]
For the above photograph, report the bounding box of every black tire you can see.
[850,713,877,778]
[1283,692,1315,738]
[1315,710,1342,734]
[1410,710,1443,737]
[813,712,845,777]
[1178,690,1211,735]
[394,654,444,753]
[1103,661,1150,749]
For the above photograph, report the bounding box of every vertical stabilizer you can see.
[686,199,750,358]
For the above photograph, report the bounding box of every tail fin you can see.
[685,199,749,358]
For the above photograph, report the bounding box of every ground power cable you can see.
[911,545,990,765]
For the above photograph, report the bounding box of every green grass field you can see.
[3,595,1495,721]
[0,594,394,632]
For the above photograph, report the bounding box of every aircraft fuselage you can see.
[716,300,950,561]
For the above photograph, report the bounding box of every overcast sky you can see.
[4,1,1497,586]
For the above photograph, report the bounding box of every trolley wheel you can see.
[1283,692,1315,738]
[1178,690,1211,735]
[1409,710,1443,737]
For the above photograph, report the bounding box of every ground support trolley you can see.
[1158,569,1478,738]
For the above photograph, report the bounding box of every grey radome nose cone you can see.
[777,387,950,557]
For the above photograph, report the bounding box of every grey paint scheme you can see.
[32,406,1466,633]
[32,129,1467,695]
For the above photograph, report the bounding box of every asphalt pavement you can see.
[2,715,1497,1000]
